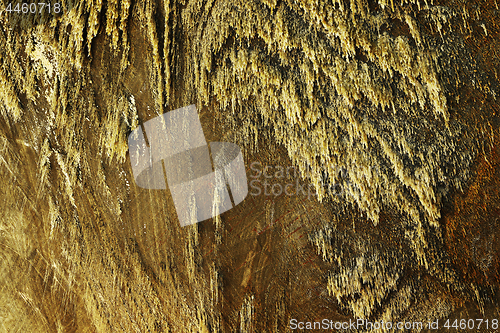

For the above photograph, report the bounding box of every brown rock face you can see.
[0,0,499,332]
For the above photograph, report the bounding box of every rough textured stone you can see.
[0,0,499,331]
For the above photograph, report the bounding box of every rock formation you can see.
[0,0,499,331]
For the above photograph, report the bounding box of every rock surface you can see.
[0,0,499,332]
